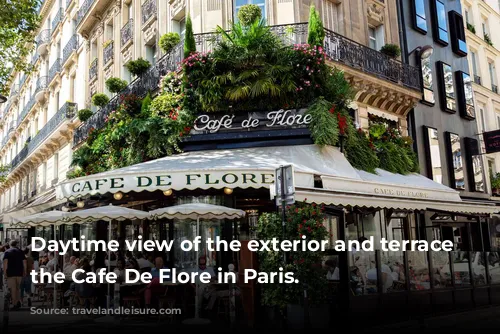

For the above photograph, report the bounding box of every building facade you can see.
[461,0,500,190]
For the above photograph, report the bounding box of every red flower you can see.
[302,219,307,223]
[329,106,335,114]
[295,208,299,213]
[312,211,316,215]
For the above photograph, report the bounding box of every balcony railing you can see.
[89,58,98,82]
[66,0,74,8]
[48,59,62,84]
[73,23,421,146]
[142,0,157,25]
[121,19,133,47]
[77,0,95,27]
[30,53,40,66]
[62,34,79,66]
[19,74,27,88]
[493,84,498,94]
[11,146,28,170]
[36,29,51,47]
[474,75,482,85]
[51,7,63,32]
[35,76,49,95]
[103,40,114,65]
[18,96,36,126]
[9,85,19,98]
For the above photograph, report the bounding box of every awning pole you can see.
[107,220,111,310]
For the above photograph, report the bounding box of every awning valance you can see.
[56,145,360,200]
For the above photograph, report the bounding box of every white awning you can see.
[56,145,360,200]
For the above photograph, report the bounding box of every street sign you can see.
[275,165,295,206]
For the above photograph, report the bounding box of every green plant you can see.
[306,98,339,146]
[102,40,112,48]
[149,92,183,117]
[159,32,181,54]
[105,77,128,94]
[380,44,401,58]
[77,108,93,122]
[307,5,325,46]
[141,92,152,115]
[467,23,476,34]
[237,4,262,26]
[258,202,329,309]
[125,58,151,77]
[484,33,493,46]
[184,14,196,58]
[491,172,500,190]
[92,93,110,108]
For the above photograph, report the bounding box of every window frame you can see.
[464,137,485,192]
[455,71,476,120]
[423,126,443,184]
[449,11,467,57]
[420,52,435,105]
[412,0,428,34]
[431,0,449,46]
[444,131,464,190]
[437,61,456,113]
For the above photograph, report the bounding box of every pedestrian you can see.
[0,245,5,291]
[3,240,27,310]
[21,247,34,307]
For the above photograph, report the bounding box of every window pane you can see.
[472,252,487,285]
[436,1,447,28]
[417,16,428,31]
[442,63,456,111]
[426,127,443,183]
[449,133,464,189]
[472,155,485,192]
[487,252,500,284]
[415,0,426,17]
[463,72,475,118]
[422,57,433,90]
[439,28,449,43]
[381,217,406,292]
[452,251,471,286]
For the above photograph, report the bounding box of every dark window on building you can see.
[464,137,485,192]
[449,11,467,57]
[431,0,449,45]
[412,0,428,34]
[420,51,435,104]
[455,71,476,120]
[423,126,443,183]
[437,61,456,113]
[444,132,464,190]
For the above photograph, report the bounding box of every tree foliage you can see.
[0,0,42,94]
[184,14,196,58]
[307,5,325,47]
[237,4,262,26]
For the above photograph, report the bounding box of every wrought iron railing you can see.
[48,59,62,84]
[19,74,27,88]
[103,40,114,65]
[30,53,40,66]
[36,29,51,47]
[89,58,98,82]
[9,85,19,98]
[35,76,49,96]
[52,7,63,32]
[63,34,79,66]
[142,0,157,25]
[73,23,422,146]
[11,146,28,170]
[76,0,95,27]
[18,96,36,126]
[66,0,74,8]
[121,19,133,47]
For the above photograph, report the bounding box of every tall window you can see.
[437,61,456,112]
[412,0,427,33]
[471,51,479,77]
[445,132,464,190]
[489,61,496,89]
[420,50,435,104]
[456,71,476,120]
[368,25,384,51]
[432,0,449,45]
[423,126,443,183]
[368,26,376,49]
[234,0,266,22]
[449,11,467,57]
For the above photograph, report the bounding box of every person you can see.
[46,252,57,272]
[325,258,340,280]
[63,256,78,276]
[190,256,215,311]
[113,258,126,283]
[366,263,394,293]
[205,263,241,310]
[0,245,5,291]
[137,252,153,270]
[3,240,27,310]
[140,257,168,307]
[20,247,34,307]
[74,258,95,310]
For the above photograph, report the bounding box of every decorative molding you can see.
[91,22,105,41]
[144,25,156,46]
[367,0,384,26]
[122,46,133,64]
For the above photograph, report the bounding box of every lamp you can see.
[223,187,233,195]
[76,200,85,208]
[113,191,123,200]
[409,45,434,59]
[0,95,7,104]
[163,189,173,196]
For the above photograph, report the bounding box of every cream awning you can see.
[56,144,360,200]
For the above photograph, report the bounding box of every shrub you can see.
[92,93,110,108]
[125,58,151,77]
[184,14,196,58]
[141,92,152,115]
[380,44,401,58]
[149,93,183,117]
[159,32,181,54]
[77,108,93,122]
[237,4,262,26]
[307,5,325,46]
[105,77,128,94]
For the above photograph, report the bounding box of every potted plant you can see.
[484,33,493,47]
[467,23,476,34]
[491,172,500,195]
[77,108,93,122]
[105,77,128,95]
[159,32,181,54]
[91,93,109,108]
[379,43,401,59]
[125,57,151,77]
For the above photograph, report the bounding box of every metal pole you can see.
[195,216,199,319]
[280,166,286,264]
[107,221,111,310]
[54,225,58,308]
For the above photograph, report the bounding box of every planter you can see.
[309,304,330,329]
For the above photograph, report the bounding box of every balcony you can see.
[11,146,28,170]
[142,0,157,26]
[30,53,40,67]
[66,0,75,11]
[76,0,114,35]
[169,0,185,20]
[36,29,51,55]
[474,75,482,85]
[51,7,63,33]
[73,23,422,146]
[48,59,62,86]
[62,34,79,68]
[9,84,19,101]
[121,19,134,48]
[18,96,36,126]
[103,40,114,66]
[89,58,98,82]
[35,76,49,103]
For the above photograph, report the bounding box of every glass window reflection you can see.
[414,0,428,32]
[421,56,435,104]
[425,127,443,183]
[440,62,456,112]
[447,133,464,189]
[435,0,449,44]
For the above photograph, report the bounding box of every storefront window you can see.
[472,252,488,285]
[408,215,430,290]
[487,252,500,284]
[428,226,452,288]
[80,222,97,259]
[452,251,471,286]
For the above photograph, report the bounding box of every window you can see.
[412,0,427,33]
[489,62,496,89]
[449,11,467,57]
[471,51,479,78]
[478,107,486,132]
[235,0,266,22]
[423,126,443,183]
[437,61,456,113]
[368,25,384,51]
[431,0,448,45]
[368,26,377,49]
[455,71,476,120]
[464,137,484,192]
[445,132,464,190]
[420,51,435,104]
[465,10,470,25]
[497,113,500,128]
